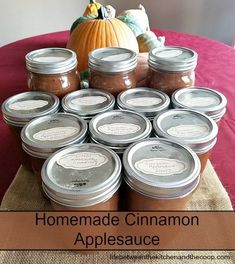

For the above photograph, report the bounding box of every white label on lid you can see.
[71,96,107,106]
[34,56,65,63]
[167,124,209,138]
[98,123,141,135]
[101,53,130,61]
[57,152,108,170]
[9,100,49,111]
[135,158,187,176]
[183,97,219,107]
[157,50,183,58]
[33,127,79,141]
[126,97,162,107]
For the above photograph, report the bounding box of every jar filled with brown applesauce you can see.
[21,113,88,184]
[146,46,198,96]
[171,87,227,125]
[88,47,137,96]
[1,91,60,168]
[152,109,218,173]
[62,88,115,122]
[122,138,201,211]
[25,48,80,98]
[117,87,170,120]
[41,143,122,210]
[89,110,152,155]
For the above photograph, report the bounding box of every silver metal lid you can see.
[172,87,227,121]
[42,143,122,207]
[117,87,170,119]
[2,91,60,127]
[25,48,78,74]
[21,113,88,159]
[123,138,201,199]
[88,47,137,72]
[153,109,218,153]
[89,110,152,152]
[62,88,115,120]
[149,46,198,72]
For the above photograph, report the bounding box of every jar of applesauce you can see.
[147,46,198,96]
[26,48,80,98]
[88,47,137,96]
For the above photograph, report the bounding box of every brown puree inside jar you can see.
[146,68,195,96]
[89,69,136,96]
[197,149,213,174]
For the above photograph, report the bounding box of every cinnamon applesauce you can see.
[122,138,201,211]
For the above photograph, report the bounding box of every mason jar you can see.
[153,109,218,173]
[21,113,88,184]
[147,46,198,96]
[26,48,80,98]
[122,138,201,211]
[89,110,152,154]
[117,87,170,120]
[62,88,115,122]
[1,91,59,169]
[42,143,122,210]
[88,47,137,96]
[171,87,227,125]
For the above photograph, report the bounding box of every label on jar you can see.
[98,123,141,135]
[101,53,131,61]
[157,50,183,58]
[33,126,79,141]
[135,158,187,176]
[183,97,219,107]
[126,97,162,107]
[71,96,107,106]
[9,100,49,111]
[34,56,65,63]
[57,152,108,170]
[167,124,209,138]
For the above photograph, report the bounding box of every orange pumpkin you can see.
[66,7,139,72]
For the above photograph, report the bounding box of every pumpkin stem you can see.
[97,6,110,20]
[90,0,97,3]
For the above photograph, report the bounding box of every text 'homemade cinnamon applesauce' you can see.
[21,113,87,183]
[89,110,152,154]
[41,143,122,210]
[153,109,218,173]
[171,87,227,124]
[62,88,115,122]
[1,91,59,168]
[122,138,201,210]
[117,87,170,120]
[88,47,137,96]
[147,46,198,95]
[26,48,80,98]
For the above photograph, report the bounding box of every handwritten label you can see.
[126,97,162,107]
[98,123,141,135]
[9,100,48,111]
[167,124,209,138]
[71,96,107,106]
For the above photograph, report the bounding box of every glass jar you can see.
[41,143,122,210]
[152,109,218,173]
[1,91,60,168]
[147,46,198,96]
[89,110,152,155]
[62,88,115,122]
[122,138,201,211]
[88,47,137,96]
[21,113,88,185]
[25,48,80,98]
[117,87,170,121]
[171,87,227,125]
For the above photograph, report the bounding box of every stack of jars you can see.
[1,45,227,212]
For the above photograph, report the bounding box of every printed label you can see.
[135,158,187,176]
[167,124,209,138]
[157,50,183,58]
[98,123,141,135]
[183,97,219,107]
[57,152,108,170]
[33,127,79,141]
[126,97,162,107]
[71,96,107,106]
[9,100,48,111]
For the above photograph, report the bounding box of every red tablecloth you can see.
[0,29,235,208]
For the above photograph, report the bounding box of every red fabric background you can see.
[0,30,235,208]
